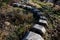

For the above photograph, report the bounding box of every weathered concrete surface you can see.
[38,19,48,26]
[39,19,48,24]
[32,24,46,34]
[22,31,44,40]
[40,16,47,20]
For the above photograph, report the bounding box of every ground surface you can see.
[0,0,60,40]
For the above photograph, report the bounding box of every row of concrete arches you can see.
[12,3,48,40]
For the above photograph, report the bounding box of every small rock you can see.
[4,21,10,26]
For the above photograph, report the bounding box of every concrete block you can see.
[31,24,46,35]
[22,31,44,40]
[40,16,47,20]
[38,19,48,26]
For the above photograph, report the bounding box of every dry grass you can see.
[0,4,34,40]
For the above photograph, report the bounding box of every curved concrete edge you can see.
[22,31,44,40]
[40,16,47,20]
[38,19,48,26]
[33,24,46,34]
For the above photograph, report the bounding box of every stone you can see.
[4,21,10,26]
